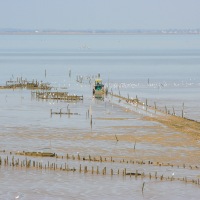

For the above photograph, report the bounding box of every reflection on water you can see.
[0,166,200,200]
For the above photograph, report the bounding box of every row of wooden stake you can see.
[0,155,200,186]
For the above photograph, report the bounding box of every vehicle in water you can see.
[93,74,107,98]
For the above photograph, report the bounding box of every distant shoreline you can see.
[0,30,200,35]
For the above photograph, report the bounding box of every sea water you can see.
[0,34,200,199]
[0,34,200,121]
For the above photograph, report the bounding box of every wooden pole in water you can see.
[182,102,185,118]
[173,107,175,115]
[90,115,92,129]
[69,69,71,78]
[79,164,81,172]
[142,182,145,194]
[115,134,119,142]
[111,169,113,176]
[134,141,136,151]
[146,99,148,111]
[84,166,87,173]
[165,106,167,114]
[135,170,138,178]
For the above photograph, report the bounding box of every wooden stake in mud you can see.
[173,107,175,115]
[115,134,119,142]
[111,169,113,176]
[78,154,80,160]
[79,164,82,172]
[90,115,93,129]
[154,102,157,113]
[182,109,184,118]
[135,170,139,178]
[84,166,87,173]
[146,99,148,111]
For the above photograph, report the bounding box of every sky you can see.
[0,0,199,30]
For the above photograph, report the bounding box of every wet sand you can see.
[144,115,200,137]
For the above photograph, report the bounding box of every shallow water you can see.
[0,162,200,200]
[0,34,200,199]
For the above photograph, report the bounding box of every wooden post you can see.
[142,182,145,194]
[84,166,87,173]
[115,135,119,142]
[90,115,92,129]
[79,164,81,172]
[69,69,71,78]
[134,141,136,151]
[111,169,113,176]
[135,170,138,178]
[173,107,175,115]
[165,106,167,114]
[145,99,148,111]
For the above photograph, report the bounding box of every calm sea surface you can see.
[0,34,200,199]
[0,34,200,121]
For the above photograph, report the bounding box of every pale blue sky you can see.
[0,0,199,30]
